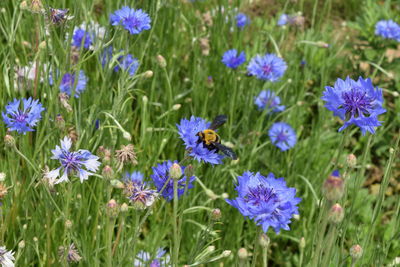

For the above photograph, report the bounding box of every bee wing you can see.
[213,142,237,160]
[209,115,228,130]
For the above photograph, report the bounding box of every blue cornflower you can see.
[177,116,224,165]
[277,14,290,26]
[135,248,170,267]
[47,137,101,184]
[110,7,151,35]
[222,49,246,69]
[59,70,88,98]
[375,20,400,42]
[150,160,195,201]
[72,28,92,49]
[236,13,250,28]
[226,171,301,233]
[254,90,285,113]
[123,171,144,184]
[100,46,113,67]
[269,122,297,151]
[247,54,287,82]
[2,98,45,134]
[322,77,386,135]
[114,54,139,76]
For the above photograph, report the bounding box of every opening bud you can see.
[169,163,182,180]
[322,170,344,201]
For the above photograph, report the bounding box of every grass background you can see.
[0,0,400,266]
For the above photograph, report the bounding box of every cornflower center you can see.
[342,88,373,117]
[60,151,83,173]
[246,185,276,206]
[262,64,272,75]
[126,16,140,28]
[276,131,288,142]
[14,110,28,123]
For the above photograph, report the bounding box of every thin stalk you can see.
[262,243,268,267]
[251,228,261,267]
[311,201,329,267]
[172,178,180,266]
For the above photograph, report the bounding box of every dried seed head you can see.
[97,146,112,163]
[0,183,8,199]
[58,93,72,112]
[115,144,138,166]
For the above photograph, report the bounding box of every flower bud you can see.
[211,208,221,221]
[65,220,73,229]
[316,41,329,48]
[4,134,15,147]
[110,179,124,189]
[18,240,25,249]
[221,193,229,199]
[346,154,357,168]
[350,244,363,260]
[120,203,129,213]
[169,163,182,180]
[238,248,248,260]
[172,104,181,110]
[38,41,47,50]
[156,55,167,68]
[33,237,38,242]
[322,170,344,201]
[299,237,306,249]
[222,250,231,257]
[328,203,344,224]
[106,199,119,217]
[0,173,6,182]
[144,70,153,78]
[259,233,270,248]
[55,114,65,130]
[184,164,194,177]
[102,165,114,180]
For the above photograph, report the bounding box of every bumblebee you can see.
[196,115,237,160]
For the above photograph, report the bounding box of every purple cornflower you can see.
[321,77,386,135]
[150,160,195,201]
[135,248,170,267]
[375,20,400,42]
[47,137,101,184]
[254,90,285,113]
[177,116,224,165]
[2,98,45,134]
[277,14,290,26]
[222,49,246,69]
[236,13,250,28]
[247,54,287,82]
[72,28,92,49]
[48,8,71,25]
[114,53,139,76]
[59,70,88,98]
[269,122,297,151]
[226,171,301,233]
[110,7,151,35]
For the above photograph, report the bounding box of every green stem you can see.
[12,145,39,173]
[311,201,329,267]
[173,178,180,266]
[262,244,268,267]
[251,228,261,267]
